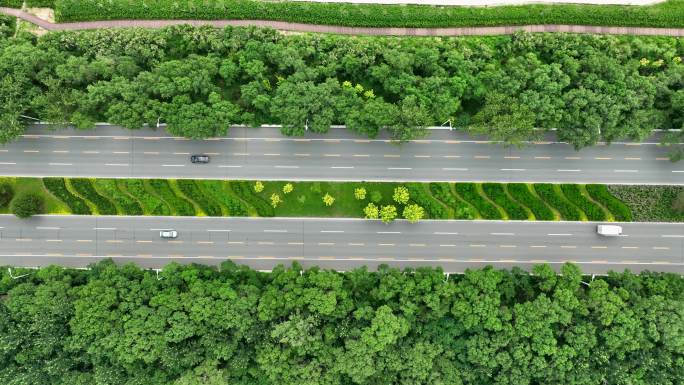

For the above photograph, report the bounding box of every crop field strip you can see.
[9,177,637,221]
[4,0,684,29]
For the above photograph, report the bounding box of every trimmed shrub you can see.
[406,183,448,219]
[149,179,195,216]
[93,179,143,216]
[121,179,170,216]
[534,184,582,221]
[10,193,43,218]
[587,185,633,222]
[507,183,554,221]
[176,180,222,216]
[70,178,117,215]
[0,182,13,207]
[561,184,607,221]
[200,181,248,216]
[231,181,274,217]
[482,183,527,220]
[455,183,502,220]
[43,177,91,215]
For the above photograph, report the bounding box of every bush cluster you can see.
[1,261,682,385]
[149,180,196,216]
[10,193,43,218]
[0,182,13,207]
[406,183,448,219]
[122,179,171,216]
[42,177,91,215]
[0,0,22,8]
[533,184,583,221]
[482,183,528,220]
[69,178,117,215]
[53,0,684,29]
[455,183,503,220]
[2,26,683,150]
[606,185,683,222]
[560,184,607,221]
[231,181,274,217]
[586,184,633,222]
[200,180,249,216]
[92,179,143,216]
[25,0,55,7]
[176,180,222,216]
[506,183,555,220]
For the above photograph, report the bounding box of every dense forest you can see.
[0,260,682,385]
[0,25,683,150]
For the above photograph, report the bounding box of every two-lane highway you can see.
[1,124,681,184]
[1,215,682,274]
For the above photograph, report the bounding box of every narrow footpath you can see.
[2,7,684,36]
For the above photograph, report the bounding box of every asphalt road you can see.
[1,215,682,274]
[1,124,682,185]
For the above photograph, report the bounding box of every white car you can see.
[597,225,622,237]
[160,230,178,239]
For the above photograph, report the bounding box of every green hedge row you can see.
[534,184,583,221]
[482,183,528,220]
[149,180,196,216]
[42,178,91,215]
[455,183,503,220]
[121,179,170,216]
[507,184,555,221]
[176,180,222,217]
[429,183,461,211]
[230,181,274,217]
[200,181,249,216]
[92,179,143,216]
[561,184,607,221]
[53,0,684,29]
[69,179,117,215]
[406,183,448,220]
[586,184,633,222]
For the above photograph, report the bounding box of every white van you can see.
[597,225,622,236]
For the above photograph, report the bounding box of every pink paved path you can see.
[2,7,684,36]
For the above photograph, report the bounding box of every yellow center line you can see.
[76,239,92,243]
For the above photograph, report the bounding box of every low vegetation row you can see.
[3,177,676,222]
[4,0,684,29]
[1,26,683,158]
[1,260,682,385]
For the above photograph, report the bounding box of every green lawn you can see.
[51,0,684,28]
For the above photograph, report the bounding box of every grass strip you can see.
[606,185,681,222]
[176,180,222,216]
[200,181,250,216]
[149,179,196,216]
[230,181,274,217]
[407,183,449,220]
[507,183,555,221]
[42,178,91,215]
[586,184,633,222]
[561,184,607,221]
[455,183,502,220]
[53,0,684,29]
[482,183,528,220]
[69,178,118,215]
[92,179,143,216]
[121,179,171,216]
[534,184,583,221]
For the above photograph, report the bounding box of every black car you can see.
[190,154,210,164]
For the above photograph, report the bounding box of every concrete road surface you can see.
[1,215,682,274]
[1,124,681,185]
